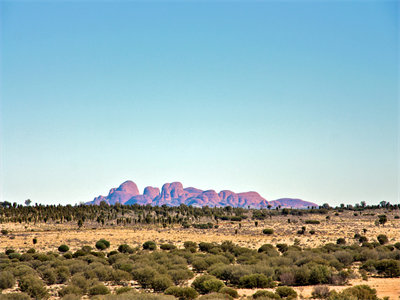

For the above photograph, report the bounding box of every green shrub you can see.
[58,285,83,297]
[132,267,158,288]
[252,290,280,299]
[258,244,279,256]
[151,275,174,292]
[8,253,21,260]
[263,228,274,235]
[377,234,389,245]
[58,244,70,252]
[95,239,110,250]
[160,244,177,251]
[336,238,346,245]
[0,293,30,300]
[19,275,48,299]
[118,244,134,254]
[89,284,110,295]
[198,293,232,299]
[275,286,297,299]
[375,259,400,277]
[277,243,289,253]
[184,241,197,252]
[1,229,9,235]
[0,271,15,289]
[143,241,157,250]
[239,274,276,288]
[71,274,90,292]
[41,268,57,285]
[219,287,239,298]
[335,285,379,300]
[115,287,133,295]
[168,268,194,285]
[27,248,36,254]
[192,258,209,272]
[192,274,225,294]
[165,286,199,300]
[56,266,70,283]
[305,220,320,224]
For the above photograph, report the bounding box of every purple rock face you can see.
[86,180,318,208]
[143,186,160,200]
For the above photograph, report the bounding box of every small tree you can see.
[377,234,389,245]
[58,244,69,252]
[378,215,387,226]
[143,241,157,250]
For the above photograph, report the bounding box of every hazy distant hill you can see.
[87,180,318,209]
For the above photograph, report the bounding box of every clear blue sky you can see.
[1,1,398,206]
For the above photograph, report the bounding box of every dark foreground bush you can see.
[239,274,276,288]
[19,275,48,299]
[275,286,297,299]
[96,239,110,250]
[328,285,378,300]
[219,287,239,298]
[89,284,110,295]
[164,286,199,300]
[0,293,30,300]
[58,244,70,252]
[0,271,15,289]
[192,275,225,294]
[58,285,83,297]
[263,228,274,235]
[143,241,157,250]
[252,290,280,299]
[374,259,400,277]
[151,275,174,292]
[118,244,134,254]
[160,244,177,251]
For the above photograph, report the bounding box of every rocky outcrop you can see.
[86,180,318,208]
[269,198,318,209]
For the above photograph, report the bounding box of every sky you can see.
[0,1,398,207]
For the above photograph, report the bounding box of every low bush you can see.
[118,244,134,254]
[377,234,389,245]
[375,259,400,277]
[0,271,15,289]
[305,220,320,224]
[115,287,133,295]
[219,287,238,298]
[275,286,297,299]
[160,244,177,251]
[191,275,225,294]
[329,285,379,300]
[262,228,274,235]
[143,241,157,250]
[58,285,83,297]
[164,286,199,300]
[252,290,280,299]
[239,274,275,288]
[151,275,174,292]
[89,284,110,295]
[0,293,30,300]
[311,285,330,299]
[58,244,70,252]
[95,239,110,250]
[19,275,48,299]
